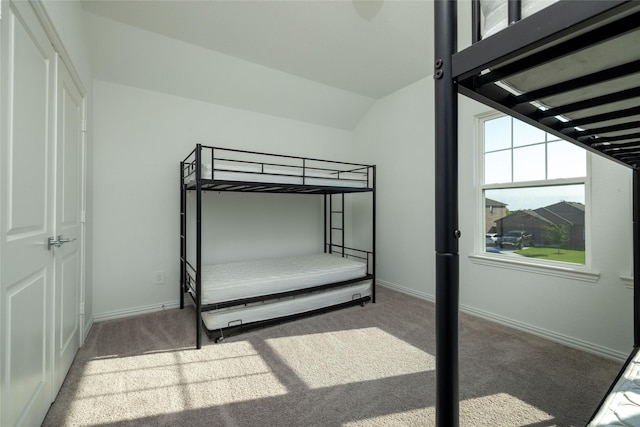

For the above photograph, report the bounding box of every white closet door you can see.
[0,1,57,426]
[52,56,84,396]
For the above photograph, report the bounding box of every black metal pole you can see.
[508,0,522,25]
[372,165,377,304]
[180,162,185,310]
[472,0,481,43]
[434,1,459,426]
[634,168,640,347]
[196,144,203,349]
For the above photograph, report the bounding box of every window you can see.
[480,113,588,265]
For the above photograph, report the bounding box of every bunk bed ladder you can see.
[327,193,346,257]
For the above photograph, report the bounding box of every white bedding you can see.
[187,160,368,188]
[201,280,371,332]
[588,349,640,426]
[481,0,558,38]
[200,253,368,305]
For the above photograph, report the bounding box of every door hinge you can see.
[81,120,87,132]
[81,210,86,223]
[79,302,85,315]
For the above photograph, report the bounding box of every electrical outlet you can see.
[154,271,165,285]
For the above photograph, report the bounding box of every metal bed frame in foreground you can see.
[435,1,640,425]
[180,144,376,348]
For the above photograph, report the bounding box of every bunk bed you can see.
[434,0,640,425]
[180,145,376,349]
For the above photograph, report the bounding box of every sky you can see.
[483,115,586,211]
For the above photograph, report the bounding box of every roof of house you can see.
[495,201,585,226]
[485,198,507,207]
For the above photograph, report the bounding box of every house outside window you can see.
[480,113,588,265]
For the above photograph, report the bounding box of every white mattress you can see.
[481,0,558,38]
[201,280,371,332]
[201,253,368,305]
[588,349,640,426]
[187,161,368,188]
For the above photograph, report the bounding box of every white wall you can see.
[354,78,434,295]
[92,80,354,318]
[355,73,634,359]
[84,12,374,131]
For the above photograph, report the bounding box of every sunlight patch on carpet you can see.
[64,341,287,425]
[265,327,433,389]
[343,393,554,426]
[459,393,554,426]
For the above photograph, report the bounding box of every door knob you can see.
[47,235,76,250]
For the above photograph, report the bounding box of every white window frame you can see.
[472,111,598,281]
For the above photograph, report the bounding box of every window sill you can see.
[469,253,600,283]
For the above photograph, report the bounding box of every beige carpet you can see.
[43,287,622,426]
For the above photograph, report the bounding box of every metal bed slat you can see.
[510,60,640,107]
[538,87,640,119]
[453,1,635,81]
[474,10,640,87]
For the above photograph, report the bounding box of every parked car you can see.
[500,230,533,249]
[485,233,500,246]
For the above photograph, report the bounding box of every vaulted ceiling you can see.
[82,0,434,100]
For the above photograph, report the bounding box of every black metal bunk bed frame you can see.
[180,144,376,349]
[435,0,640,425]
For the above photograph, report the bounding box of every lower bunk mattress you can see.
[588,348,640,426]
[201,280,371,332]
[200,253,367,305]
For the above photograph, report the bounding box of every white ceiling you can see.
[81,0,434,100]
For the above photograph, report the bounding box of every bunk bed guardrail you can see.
[182,145,374,192]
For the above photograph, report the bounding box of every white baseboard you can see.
[377,279,435,302]
[83,318,93,342]
[377,280,627,362]
[93,301,182,322]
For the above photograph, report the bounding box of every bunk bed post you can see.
[508,0,522,25]
[471,0,481,43]
[180,162,185,310]
[634,168,640,348]
[196,144,203,349]
[372,165,376,304]
[434,1,459,426]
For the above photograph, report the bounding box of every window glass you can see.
[513,118,546,147]
[484,115,511,152]
[548,140,587,179]
[513,144,545,182]
[481,114,587,265]
[484,150,512,184]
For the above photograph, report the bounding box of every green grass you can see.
[515,247,585,264]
